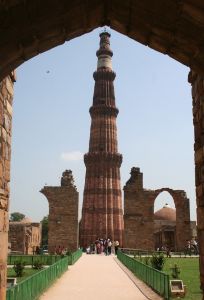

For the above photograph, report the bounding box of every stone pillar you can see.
[174,191,191,251]
[189,70,204,297]
[0,73,15,300]
[41,170,78,253]
[123,167,155,250]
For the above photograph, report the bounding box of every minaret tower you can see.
[80,31,124,247]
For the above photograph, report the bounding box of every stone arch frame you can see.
[0,1,204,299]
[124,172,191,252]
[0,1,204,81]
[152,188,191,251]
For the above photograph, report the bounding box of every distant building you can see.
[9,218,41,254]
[154,203,197,250]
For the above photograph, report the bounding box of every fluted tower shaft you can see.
[80,32,124,247]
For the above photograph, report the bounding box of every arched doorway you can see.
[1,1,204,298]
[0,1,204,80]
[124,169,191,252]
[154,192,176,251]
[153,189,191,251]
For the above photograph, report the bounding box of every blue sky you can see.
[9,28,195,222]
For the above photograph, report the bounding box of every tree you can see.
[10,212,25,222]
[41,215,48,246]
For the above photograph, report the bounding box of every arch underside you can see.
[0,0,204,80]
[153,188,191,251]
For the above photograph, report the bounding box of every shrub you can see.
[32,260,44,270]
[13,261,25,277]
[150,252,165,271]
[144,256,150,265]
[171,264,181,278]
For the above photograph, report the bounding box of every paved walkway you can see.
[39,254,162,300]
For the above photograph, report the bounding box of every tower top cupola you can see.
[96,31,113,70]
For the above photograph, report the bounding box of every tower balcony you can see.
[84,152,122,167]
[89,105,119,117]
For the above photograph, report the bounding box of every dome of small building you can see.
[154,203,176,221]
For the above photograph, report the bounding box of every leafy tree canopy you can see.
[10,212,25,222]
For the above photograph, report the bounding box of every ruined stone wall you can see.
[123,167,155,250]
[124,188,155,250]
[0,73,15,300]
[41,171,78,253]
[8,224,25,253]
[8,222,41,254]
[172,190,191,250]
[124,168,191,251]
[30,223,41,254]
[189,70,204,291]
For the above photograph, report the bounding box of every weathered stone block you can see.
[195,148,203,163]
[0,210,8,232]
[5,77,13,96]
[197,208,204,230]
[6,101,12,116]
[41,170,79,253]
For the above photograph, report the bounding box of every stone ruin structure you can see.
[41,170,78,253]
[0,72,15,299]
[124,167,191,251]
[80,32,124,247]
[8,218,41,254]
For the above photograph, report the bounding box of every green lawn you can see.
[7,268,41,283]
[164,257,202,300]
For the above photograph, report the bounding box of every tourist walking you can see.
[191,238,199,255]
[104,239,108,256]
[114,240,119,255]
[95,239,101,254]
[107,239,112,255]
[185,240,191,256]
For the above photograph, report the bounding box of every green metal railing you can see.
[120,247,198,258]
[6,256,69,300]
[68,249,83,265]
[120,247,166,257]
[117,250,170,300]
[6,249,83,300]
[7,249,83,266]
[7,255,61,266]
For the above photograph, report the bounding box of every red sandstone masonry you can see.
[9,222,41,254]
[80,32,124,247]
[41,170,78,253]
[189,70,204,293]
[0,73,15,300]
[124,167,191,251]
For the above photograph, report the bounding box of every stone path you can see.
[39,254,162,300]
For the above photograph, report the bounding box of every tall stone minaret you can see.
[80,31,124,247]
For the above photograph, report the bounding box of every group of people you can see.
[185,238,199,255]
[86,238,120,255]
[156,237,199,257]
[54,245,68,255]
[156,245,172,257]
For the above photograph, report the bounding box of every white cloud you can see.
[60,151,83,161]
